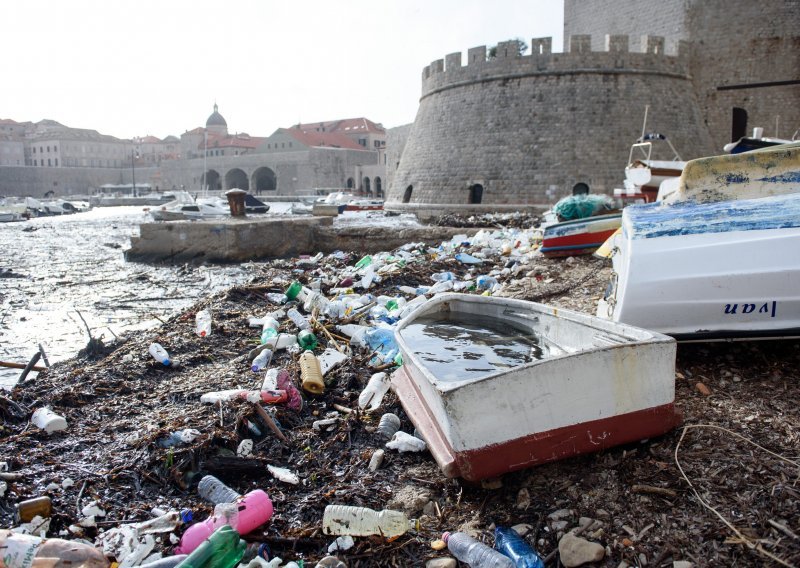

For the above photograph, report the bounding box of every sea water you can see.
[399,312,548,382]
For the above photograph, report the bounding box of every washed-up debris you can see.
[0,213,797,567]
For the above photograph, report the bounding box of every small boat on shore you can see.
[540,212,622,258]
[318,191,383,213]
[597,142,800,340]
[392,293,679,481]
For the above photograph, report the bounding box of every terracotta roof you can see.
[282,128,366,150]
[199,132,265,150]
[0,119,20,125]
[139,135,162,144]
[293,117,385,135]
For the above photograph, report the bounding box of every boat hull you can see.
[393,293,678,481]
[541,213,622,257]
[599,193,800,339]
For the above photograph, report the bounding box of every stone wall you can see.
[386,124,412,197]
[0,165,158,198]
[387,35,713,209]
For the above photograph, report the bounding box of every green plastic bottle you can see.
[297,329,318,350]
[285,281,303,301]
[355,255,373,269]
[175,525,246,568]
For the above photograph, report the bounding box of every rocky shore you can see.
[0,213,797,567]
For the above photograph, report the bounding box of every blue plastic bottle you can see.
[494,526,545,568]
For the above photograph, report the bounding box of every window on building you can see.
[47,146,50,152]
[32,147,36,154]
[55,158,58,166]
[469,184,484,204]
[358,139,366,147]
[47,159,52,166]
[403,185,413,203]
[40,146,43,153]
[53,144,57,152]
[33,159,37,166]
[289,142,292,148]
[282,143,285,148]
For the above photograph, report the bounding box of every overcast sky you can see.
[3,1,563,140]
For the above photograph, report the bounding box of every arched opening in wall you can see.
[375,177,382,197]
[731,107,748,143]
[346,178,354,190]
[252,167,276,194]
[572,182,590,196]
[363,177,371,195]
[202,170,220,193]
[468,184,483,204]
[225,168,249,191]
[403,185,413,203]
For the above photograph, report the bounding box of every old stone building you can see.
[385,0,799,213]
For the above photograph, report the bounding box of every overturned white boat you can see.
[598,142,800,340]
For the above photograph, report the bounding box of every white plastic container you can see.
[31,407,67,434]
[358,372,390,411]
[195,309,212,337]
[148,343,171,366]
[322,505,413,538]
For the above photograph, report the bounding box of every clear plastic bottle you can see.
[197,475,241,505]
[494,526,545,568]
[299,351,324,394]
[442,531,514,568]
[195,309,212,337]
[476,275,499,290]
[251,349,273,372]
[358,372,390,411]
[0,529,110,567]
[376,413,401,441]
[148,342,171,366]
[260,317,280,344]
[322,505,414,538]
[286,308,310,331]
[428,280,454,295]
[431,271,455,282]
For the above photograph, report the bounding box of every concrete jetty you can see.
[125,216,482,263]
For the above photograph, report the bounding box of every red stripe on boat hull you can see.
[393,366,682,481]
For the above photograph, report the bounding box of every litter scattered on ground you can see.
[0,212,797,567]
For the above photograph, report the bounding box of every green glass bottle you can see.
[285,281,303,301]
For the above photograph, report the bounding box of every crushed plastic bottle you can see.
[477,275,499,290]
[455,252,484,264]
[494,526,545,568]
[431,271,455,282]
[376,413,401,441]
[286,308,310,331]
[148,342,171,366]
[322,505,415,538]
[354,255,373,269]
[195,309,212,337]
[363,328,399,364]
[251,349,273,372]
[198,475,241,505]
[158,428,201,448]
[443,531,514,568]
[358,372,391,411]
[199,389,288,405]
[385,431,427,452]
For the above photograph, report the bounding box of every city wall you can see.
[387,34,715,210]
[0,165,159,198]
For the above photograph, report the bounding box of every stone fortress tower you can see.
[385,0,799,214]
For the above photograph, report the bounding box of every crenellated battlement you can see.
[421,34,690,97]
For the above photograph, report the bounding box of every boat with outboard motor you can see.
[597,142,800,340]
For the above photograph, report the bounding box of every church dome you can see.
[206,103,227,128]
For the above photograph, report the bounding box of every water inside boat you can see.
[399,312,551,382]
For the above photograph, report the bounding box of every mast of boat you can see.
[203,128,208,199]
[640,105,649,140]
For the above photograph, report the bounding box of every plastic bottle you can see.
[322,505,415,538]
[442,531,514,568]
[149,342,171,366]
[363,329,399,364]
[428,280,454,295]
[195,309,212,337]
[297,329,318,351]
[454,252,484,264]
[358,372,391,411]
[286,308,310,331]
[197,475,241,505]
[260,317,280,344]
[477,275,499,290]
[494,526,545,568]
[175,490,273,555]
[175,524,245,568]
[284,281,303,301]
[431,271,455,282]
[262,333,297,351]
[376,413,401,441]
[354,255,372,269]
[30,407,67,434]
[299,351,324,394]
[0,529,110,567]
[251,349,273,372]
[158,428,201,448]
